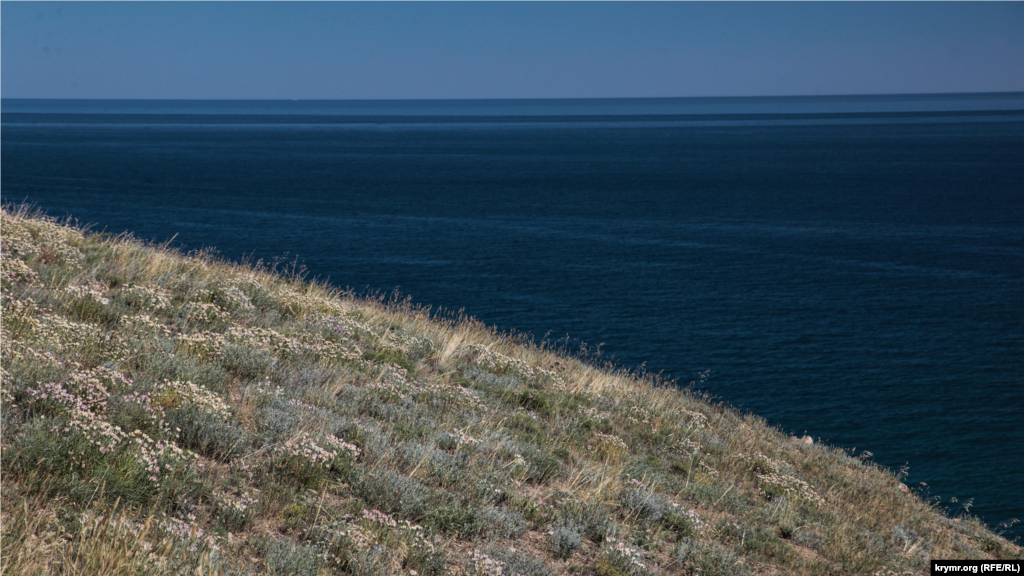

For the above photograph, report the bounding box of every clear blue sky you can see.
[2,2,1022,100]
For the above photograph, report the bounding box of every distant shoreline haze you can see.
[3,92,1024,117]
[2,93,1022,538]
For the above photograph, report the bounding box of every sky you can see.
[2,2,1023,100]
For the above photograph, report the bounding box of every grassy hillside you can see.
[1,206,1018,575]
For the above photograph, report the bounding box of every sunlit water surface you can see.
[3,94,1022,537]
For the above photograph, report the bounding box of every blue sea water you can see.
[3,94,1023,538]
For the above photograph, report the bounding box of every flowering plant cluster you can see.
[317,314,366,341]
[273,432,360,469]
[185,301,232,325]
[593,432,630,463]
[32,313,107,352]
[673,437,700,457]
[416,379,488,413]
[0,250,38,287]
[0,212,87,271]
[678,408,709,430]
[34,384,197,483]
[464,345,565,389]
[363,364,487,414]
[322,433,362,458]
[593,432,629,452]
[119,390,168,428]
[64,282,111,305]
[361,508,398,527]
[62,366,132,413]
[318,312,433,358]
[287,398,318,411]
[742,451,788,476]
[152,379,232,420]
[18,364,129,416]
[175,330,227,359]
[0,381,14,407]
[367,363,412,396]
[213,487,259,529]
[624,405,654,427]
[121,284,173,313]
[756,472,826,507]
[159,514,221,553]
[308,509,436,572]
[227,325,364,366]
[25,381,90,415]
[667,502,705,531]
[189,284,255,312]
[121,313,174,338]
[66,407,197,479]
[1,295,43,338]
[219,284,255,311]
[597,538,647,575]
[14,310,131,366]
[176,324,366,368]
[465,550,529,576]
[445,428,481,450]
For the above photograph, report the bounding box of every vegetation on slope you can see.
[1,206,1018,576]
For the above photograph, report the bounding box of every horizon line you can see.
[3,91,1024,103]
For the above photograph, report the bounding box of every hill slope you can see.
[1,207,1018,575]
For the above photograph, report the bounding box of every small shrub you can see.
[220,342,277,381]
[521,446,562,484]
[259,400,302,441]
[429,450,472,489]
[460,368,525,393]
[548,519,584,559]
[594,433,629,464]
[430,505,482,539]
[579,417,614,435]
[595,539,647,576]
[668,451,703,476]
[215,489,258,532]
[661,506,703,539]
[620,480,666,523]
[306,510,444,576]
[271,432,359,490]
[479,505,527,539]
[363,349,416,373]
[686,482,747,513]
[281,503,311,532]
[394,420,435,441]
[0,403,25,445]
[356,470,432,519]
[793,526,825,551]
[399,439,435,472]
[334,418,368,448]
[891,524,933,559]
[558,498,613,543]
[674,538,748,576]
[485,547,553,576]
[509,413,542,435]
[136,346,228,393]
[105,394,164,439]
[166,406,253,461]
[6,414,203,512]
[263,539,324,576]
[514,389,554,415]
[65,294,123,327]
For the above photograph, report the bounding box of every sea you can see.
[2,94,1022,539]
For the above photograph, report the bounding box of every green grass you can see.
[1,205,1019,575]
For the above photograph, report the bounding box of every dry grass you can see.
[1,205,1019,575]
